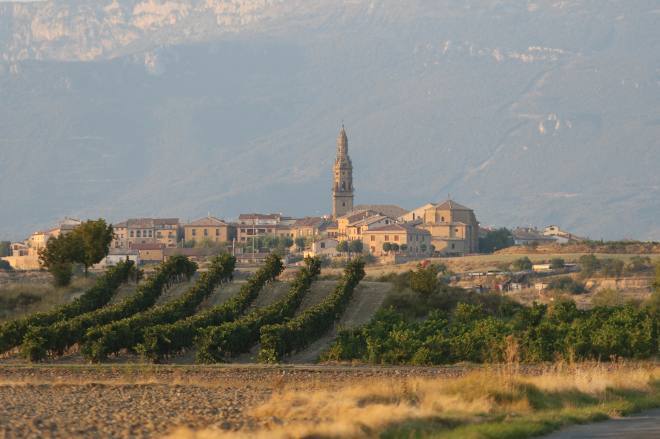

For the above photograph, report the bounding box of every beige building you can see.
[184,216,236,245]
[132,243,165,264]
[291,217,328,239]
[113,218,180,249]
[237,213,295,243]
[363,224,432,257]
[408,200,479,256]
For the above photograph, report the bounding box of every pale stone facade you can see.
[409,200,480,256]
[363,224,432,257]
[332,126,354,219]
[184,216,236,244]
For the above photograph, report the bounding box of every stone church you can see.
[332,125,354,219]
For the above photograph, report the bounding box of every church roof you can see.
[434,199,473,211]
[186,216,228,227]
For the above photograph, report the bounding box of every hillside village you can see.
[2,127,589,272]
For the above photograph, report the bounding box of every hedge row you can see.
[137,254,284,362]
[258,259,365,363]
[21,255,197,362]
[81,254,236,362]
[0,260,135,354]
[196,257,321,363]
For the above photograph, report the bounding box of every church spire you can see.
[332,124,354,219]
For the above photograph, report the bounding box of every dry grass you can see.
[169,362,660,439]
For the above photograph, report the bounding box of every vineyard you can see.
[0,254,370,364]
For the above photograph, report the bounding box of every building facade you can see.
[332,126,354,219]
[363,224,432,257]
[112,218,180,249]
[184,216,236,245]
[410,200,480,256]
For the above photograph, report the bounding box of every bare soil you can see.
[0,364,469,439]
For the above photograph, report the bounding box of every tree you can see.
[550,258,565,270]
[478,228,514,254]
[579,254,600,278]
[511,257,533,271]
[390,243,400,253]
[71,219,114,276]
[349,239,364,254]
[420,244,427,253]
[410,264,440,296]
[0,241,10,257]
[39,234,83,287]
[0,259,12,271]
[295,237,306,252]
[400,244,408,252]
[337,241,349,255]
[382,242,392,253]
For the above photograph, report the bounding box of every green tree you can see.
[550,258,565,269]
[294,237,306,252]
[337,241,349,255]
[410,264,440,296]
[478,228,514,254]
[382,242,392,253]
[72,219,114,276]
[349,239,364,254]
[511,257,533,271]
[39,234,84,287]
[0,241,10,257]
[579,254,600,278]
[0,259,12,271]
[390,243,400,253]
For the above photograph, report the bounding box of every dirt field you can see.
[0,364,468,439]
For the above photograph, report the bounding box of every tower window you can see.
[342,202,346,207]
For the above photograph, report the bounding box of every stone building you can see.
[184,216,236,245]
[363,224,432,257]
[112,218,180,249]
[332,125,354,219]
[406,200,479,256]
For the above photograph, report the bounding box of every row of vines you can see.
[136,254,285,362]
[20,255,197,361]
[196,257,322,363]
[81,254,236,362]
[0,260,135,354]
[258,259,365,363]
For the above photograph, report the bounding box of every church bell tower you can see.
[332,125,354,219]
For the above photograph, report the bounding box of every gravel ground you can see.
[0,364,469,438]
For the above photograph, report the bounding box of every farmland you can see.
[0,255,658,438]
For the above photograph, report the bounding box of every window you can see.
[204,229,208,236]
[371,246,375,253]
[342,202,346,207]
[320,242,326,249]
[137,231,141,238]
[130,231,134,238]
[394,235,399,242]
[385,235,389,241]
[370,236,375,242]
[451,243,455,249]
[148,230,153,237]
[216,229,220,236]
[192,229,196,236]
[157,232,162,238]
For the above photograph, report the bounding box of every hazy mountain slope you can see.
[0,0,659,240]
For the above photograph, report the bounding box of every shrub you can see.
[0,260,135,354]
[137,254,284,362]
[547,277,586,294]
[81,254,235,362]
[195,257,321,363]
[0,259,13,271]
[511,257,533,271]
[410,264,440,296]
[20,256,195,361]
[259,259,365,363]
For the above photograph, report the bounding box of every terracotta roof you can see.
[339,209,380,223]
[153,218,179,226]
[186,216,228,227]
[293,217,325,227]
[350,215,392,227]
[113,221,128,228]
[353,204,408,219]
[108,248,138,256]
[434,199,473,211]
